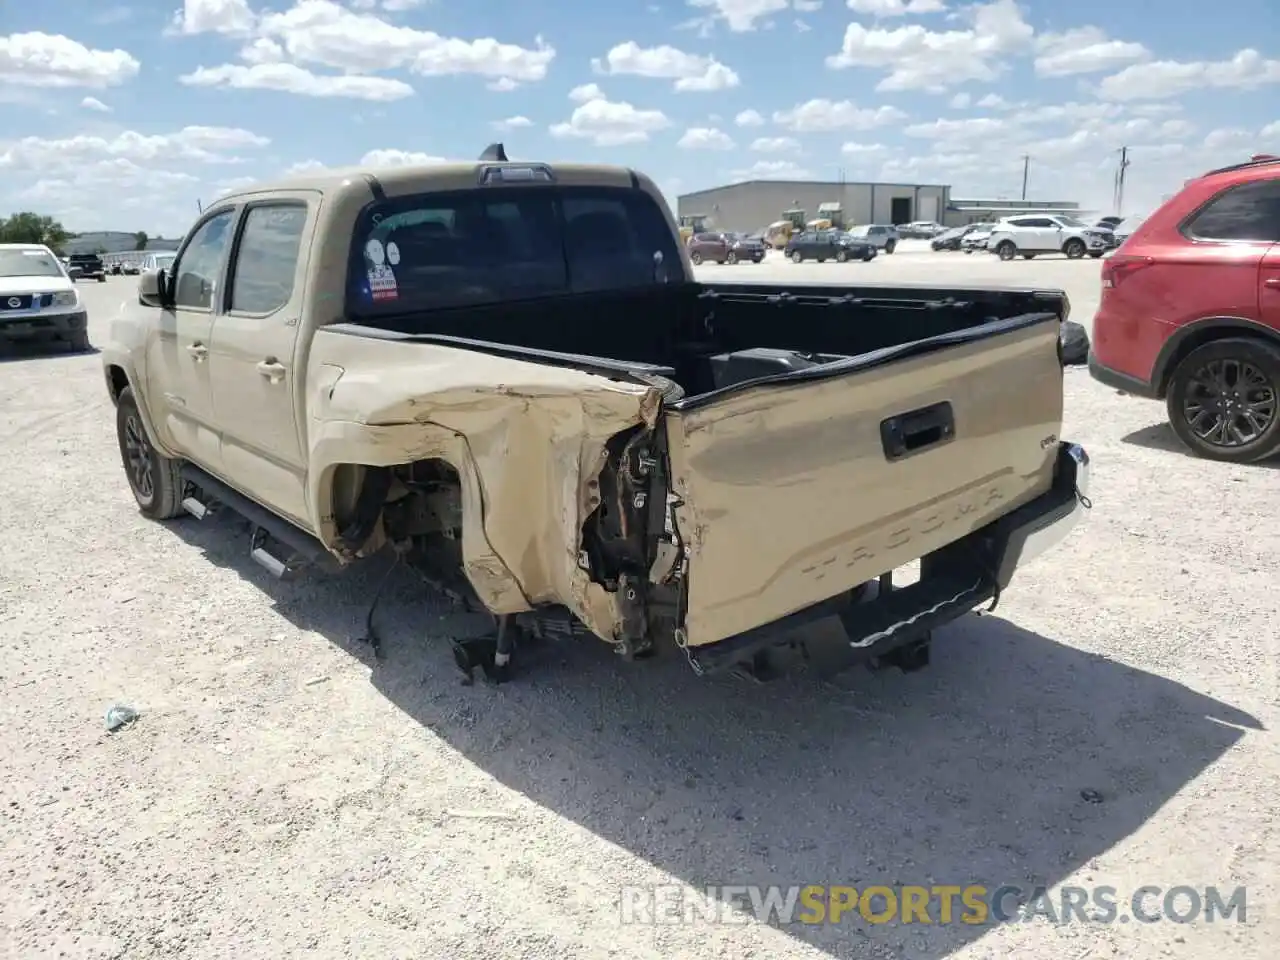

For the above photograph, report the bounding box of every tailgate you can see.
[663,315,1063,647]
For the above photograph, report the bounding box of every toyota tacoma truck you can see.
[100,144,1091,682]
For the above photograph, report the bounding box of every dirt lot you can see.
[2,253,1277,960]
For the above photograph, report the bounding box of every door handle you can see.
[256,359,286,381]
[186,342,208,359]
[1265,278,1280,288]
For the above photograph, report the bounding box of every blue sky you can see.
[2,0,1278,236]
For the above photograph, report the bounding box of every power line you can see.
[1113,147,1130,216]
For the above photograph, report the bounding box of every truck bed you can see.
[330,280,1069,402]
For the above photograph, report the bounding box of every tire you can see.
[790,250,803,263]
[115,387,185,519]
[1063,238,1086,259]
[1165,338,1280,463]
[689,251,702,265]
[1089,251,1104,259]
[862,250,874,262]
[97,275,106,282]
[67,329,91,352]
[836,249,849,263]
[884,240,896,254]
[996,241,1017,261]
[726,251,738,265]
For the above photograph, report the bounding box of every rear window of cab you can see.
[346,185,683,314]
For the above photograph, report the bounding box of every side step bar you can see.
[179,463,339,579]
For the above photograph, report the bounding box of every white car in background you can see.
[986,214,1111,261]
[140,251,176,272]
[0,243,90,351]
[960,222,998,253]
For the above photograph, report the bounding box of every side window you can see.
[173,209,236,310]
[229,204,307,314]
[1184,179,1280,242]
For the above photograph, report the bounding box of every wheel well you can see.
[106,365,129,404]
[1155,323,1280,398]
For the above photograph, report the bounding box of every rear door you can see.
[208,197,314,525]
[662,315,1064,648]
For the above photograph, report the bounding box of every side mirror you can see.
[138,268,165,308]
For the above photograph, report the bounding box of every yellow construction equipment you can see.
[678,214,710,245]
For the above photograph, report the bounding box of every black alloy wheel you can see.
[1166,339,1280,463]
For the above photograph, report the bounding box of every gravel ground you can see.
[1,254,1277,960]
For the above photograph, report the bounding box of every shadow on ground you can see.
[168,510,1261,959]
[1122,421,1280,468]
[0,341,99,364]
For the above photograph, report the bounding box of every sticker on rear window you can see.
[366,264,398,302]
[386,242,400,266]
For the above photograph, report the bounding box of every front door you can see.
[143,206,239,471]
[1260,242,1280,327]
[208,198,313,526]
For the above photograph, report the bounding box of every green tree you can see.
[134,231,149,250]
[0,212,72,252]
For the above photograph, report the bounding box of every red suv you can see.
[1089,155,1280,462]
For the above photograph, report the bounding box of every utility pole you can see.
[1113,147,1130,217]
[1020,154,1030,201]
[196,198,204,214]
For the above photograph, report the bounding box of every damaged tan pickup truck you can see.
[101,144,1091,683]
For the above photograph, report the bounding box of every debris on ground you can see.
[104,704,140,733]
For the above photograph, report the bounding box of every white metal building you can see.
[675,179,952,234]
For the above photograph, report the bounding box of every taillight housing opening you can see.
[1101,254,1153,289]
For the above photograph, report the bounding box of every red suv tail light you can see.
[1101,253,1154,289]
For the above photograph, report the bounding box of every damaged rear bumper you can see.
[685,442,1090,676]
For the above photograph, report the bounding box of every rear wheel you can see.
[1063,238,1086,259]
[1089,251,1104,259]
[116,387,185,519]
[996,241,1017,261]
[884,240,896,254]
[1166,338,1280,463]
[836,249,848,263]
[725,251,738,265]
[1022,253,1036,260]
[790,250,803,263]
[689,251,702,265]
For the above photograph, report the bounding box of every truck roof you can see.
[218,159,656,204]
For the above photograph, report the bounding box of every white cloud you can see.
[492,115,534,131]
[795,19,811,32]
[0,126,270,171]
[846,0,947,15]
[976,92,1012,109]
[751,136,802,152]
[841,142,887,155]
[1203,128,1254,151]
[360,149,448,167]
[949,92,971,108]
[1262,121,1280,141]
[904,116,1010,141]
[1034,26,1150,77]
[569,82,605,103]
[794,0,824,10]
[180,62,414,101]
[1098,49,1280,101]
[826,0,1033,92]
[0,32,140,88]
[240,37,285,65]
[172,0,257,37]
[81,96,111,112]
[728,159,812,179]
[591,41,740,91]
[549,96,671,146]
[678,127,735,149]
[487,77,519,92]
[734,108,765,126]
[178,0,555,97]
[686,0,789,33]
[284,159,329,175]
[773,98,908,131]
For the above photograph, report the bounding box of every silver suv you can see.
[845,224,899,254]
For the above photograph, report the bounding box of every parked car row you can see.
[932,216,1118,261]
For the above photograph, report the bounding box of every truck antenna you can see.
[479,143,508,162]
